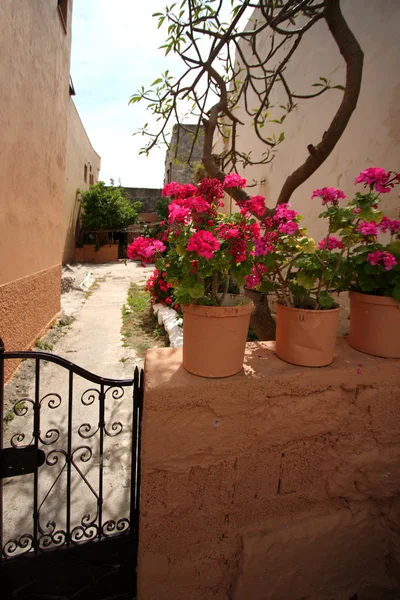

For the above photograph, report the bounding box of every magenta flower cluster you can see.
[186,230,221,259]
[355,168,399,194]
[224,173,247,189]
[367,250,397,271]
[311,187,346,205]
[317,236,344,251]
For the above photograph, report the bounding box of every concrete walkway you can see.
[2,261,153,554]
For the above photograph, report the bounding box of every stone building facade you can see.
[123,187,163,215]
[164,124,204,185]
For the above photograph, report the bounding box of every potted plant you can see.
[343,167,400,358]
[248,191,350,367]
[147,175,261,377]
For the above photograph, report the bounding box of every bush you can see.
[80,181,142,230]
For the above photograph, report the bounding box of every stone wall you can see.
[123,187,163,214]
[138,340,400,600]
[164,124,204,185]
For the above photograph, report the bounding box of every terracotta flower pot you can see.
[182,296,254,378]
[349,291,400,358]
[275,302,340,367]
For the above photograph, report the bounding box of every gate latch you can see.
[0,446,45,479]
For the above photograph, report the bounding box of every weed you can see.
[35,339,54,351]
[121,284,168,357]
[119,357,128,363]
[4,401,25,425]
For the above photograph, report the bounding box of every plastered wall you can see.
[139,341,400,600]
[216,0,400,241]
[0,0,73,375]
[63,100,101,264]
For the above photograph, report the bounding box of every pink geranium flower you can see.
[274,203,299,222]
[198,178,224,202]
[224,173,247,189]
[127,237,166,264]
[357,221,379,236]
[318,236,344,251]
[168,202,191,225]
[379,216,400,235]
[162,181,183,198]
[278,221,299,235]
[367,250,397,271]
[311,187,346,205]
[355,167,392,192]
[239,195,266,217]
[187,230,220,259]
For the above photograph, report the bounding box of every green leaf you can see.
[393,284,400,302]
[388,240,400,255]
[155,258,164,271]
[318,291,335,308]
[151,78,163,86]
[295,272,315,290]
[259,281,274,293]
[189,282,205,299]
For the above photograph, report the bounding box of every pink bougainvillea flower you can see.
[198,178,224,202]
[224,173,247,189]
[367,250,397,271]
[317,236,344,251]
[311,187,346,205]
[278,221,299,235]
[353,206,362,214]
[379,216,400,235]
[357,221,379,236]
[186,230,220,259]
[162,181,184,198]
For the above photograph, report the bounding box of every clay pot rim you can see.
[350,291,400,307]
[182,298,254,317]
[277,302,340,314]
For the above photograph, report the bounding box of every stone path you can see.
[2,261,153,554]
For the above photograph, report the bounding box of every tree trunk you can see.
[244,288,276,341]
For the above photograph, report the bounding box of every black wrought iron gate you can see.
[0,339,143,599]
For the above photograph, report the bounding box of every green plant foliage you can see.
[80,181,142,231]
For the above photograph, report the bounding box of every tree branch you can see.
[276,0,364,205]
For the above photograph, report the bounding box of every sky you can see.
[70,0,183,188]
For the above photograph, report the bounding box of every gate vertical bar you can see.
[0,339,5,554]
[66,370,73,545]
[98,383,105,540]
[33,358,40,553]
[129,367,139,534]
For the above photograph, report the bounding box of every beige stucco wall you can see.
[0,0,73,374]
[139,342,400,599]
[216,0,400,241]
[63,100,101,263]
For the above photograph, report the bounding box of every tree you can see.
[79,181,142,231]
[130,0,363,216]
